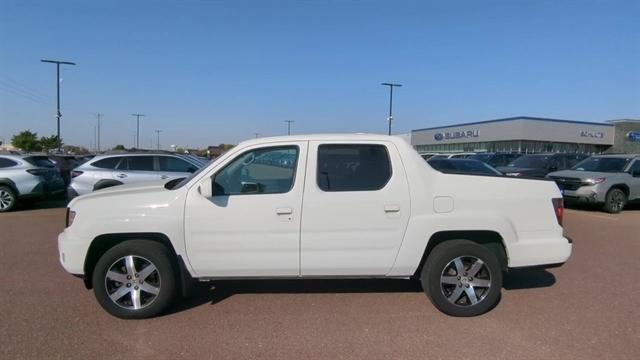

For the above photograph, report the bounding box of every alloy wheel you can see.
[0,189,14,210]
[440,256,492,306]
[104,255,161,310]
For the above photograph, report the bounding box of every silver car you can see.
[68,153,203,197]
[547,154,640,213]
[0,154,66,212]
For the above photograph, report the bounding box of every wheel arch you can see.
[0,178,19,195]
[83,232,192,295]
[608,183,630,197]
[413,230,508,278]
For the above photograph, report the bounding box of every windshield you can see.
[429,159,502,176]
[469,154,493,162]
[571,157,631,172]
[507,155,549,168]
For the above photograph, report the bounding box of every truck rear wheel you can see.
[421,240,502,317]
[92,240,178,319]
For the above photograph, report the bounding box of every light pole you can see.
[131,113,145,148]
[381,82,402,135]
[155,129,162,150]
[95,113,102,152]
[41,59,76,151]
[285,120,294,135]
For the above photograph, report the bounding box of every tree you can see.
[113,144,126,151]
[219,144,235,151]
[11,130,41,152]
[39,135,63,151]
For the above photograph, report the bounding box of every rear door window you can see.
[317,144,392,192]
[117,156,155,171]
[158,156,197,173]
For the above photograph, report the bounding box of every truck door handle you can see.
[384,205,401,213]
[276,207,293,215]
[116,173,128,179]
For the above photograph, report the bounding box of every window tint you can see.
[0,157,18,168]
[629,160,640,174]
[24,156,56,168]
[117,156,155,171]
[213,146,298,195]
[92,157,122,169]
[317,144,391,192]
[158,156,197,173]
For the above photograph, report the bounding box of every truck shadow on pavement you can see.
[166,269,556,315]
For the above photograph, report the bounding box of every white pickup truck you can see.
[58,134,571,318]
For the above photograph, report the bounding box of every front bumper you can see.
[58,230,90,275]
[561,184,606,203]
[507,235,572,268]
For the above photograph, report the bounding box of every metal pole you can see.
[41,59,76,152]
[155,130,161,150]
[131,114,145,149]
[388,85,393,135]
[285,120,294,135]
[56,64,61,150]
[381,83,402,136]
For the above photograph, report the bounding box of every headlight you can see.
[66,209,76,227]
[585,177,606,184]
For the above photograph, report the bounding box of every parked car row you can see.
[0,151,207,212]
[0,153,66,212]
[424,151,640,213]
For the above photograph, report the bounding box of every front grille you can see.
[549,176,585,191]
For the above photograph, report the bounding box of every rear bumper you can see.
[19,180,65,199]
[507,235,572,268]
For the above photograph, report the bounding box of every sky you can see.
[0,0,639,150]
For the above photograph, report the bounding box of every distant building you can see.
[411,116,640,155]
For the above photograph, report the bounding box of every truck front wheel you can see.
[421,240,502,317]
[92,240,178,319]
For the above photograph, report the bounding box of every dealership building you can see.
[411,116,640,155]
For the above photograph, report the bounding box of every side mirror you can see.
[240,181,261,194]
[199,177,213,198]
[187,166,197,173]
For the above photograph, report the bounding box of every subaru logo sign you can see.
[433,130,479,141]
[627,131,640,142]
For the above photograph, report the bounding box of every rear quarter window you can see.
[91,157,122,169]
[0,157,18,168]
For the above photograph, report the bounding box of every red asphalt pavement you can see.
[1,204,639,359]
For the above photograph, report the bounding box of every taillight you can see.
[66,209,76,227]
[71,170,84,178]
[26,168,49,176]
[552,198,564,226]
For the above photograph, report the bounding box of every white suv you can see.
[68,153,204,197]
[58,134,571,318]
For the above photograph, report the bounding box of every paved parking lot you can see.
[1,203,639,359]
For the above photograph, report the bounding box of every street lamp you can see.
[381,82,402,135]
[41,59,76,152]
[131,113,145,148]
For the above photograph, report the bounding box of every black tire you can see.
[602,188,627,214]
[0,185,17,212]
[421,240,503,317]
[92,240,178,319]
